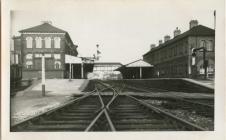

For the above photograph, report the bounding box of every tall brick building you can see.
[12,22,78,79]
[143,20,215,78]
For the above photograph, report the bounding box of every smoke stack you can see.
[189,20,198,29]
[174,27,181,37]
[150,44,156,50]
[159,40,163,45]
[164,35,171,42]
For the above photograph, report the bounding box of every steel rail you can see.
[180,98,214,108]
[85,84,116,131]
[127,95,207,131]
[11,86,113,130]
[84,109,105,131]
[123,84,214,109]
[11,89,98,129]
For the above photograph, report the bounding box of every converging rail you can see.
[11,80,211,131]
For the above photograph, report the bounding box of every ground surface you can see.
[11,79,88,126]
[183,78,214,89]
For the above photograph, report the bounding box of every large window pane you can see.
[26,37,33,48]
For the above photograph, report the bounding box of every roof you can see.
[143,25,215,56]
[125,59,153,67]
[94,61,122,65]
[19,23,67,33]
[65,55,82,64]
[116,59,153,71]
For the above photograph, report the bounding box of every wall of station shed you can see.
[65,63,94,79]
[120,67,154,79]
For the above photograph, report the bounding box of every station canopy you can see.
[116,59,153,71]
[65,54,82,64]
[125,59,153,67]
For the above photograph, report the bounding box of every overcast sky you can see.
[11,0,217,64]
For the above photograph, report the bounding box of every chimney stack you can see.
[189,20,198,29]
[164,35,171,42]
[174,27,181,37]
[150,44,156,50]
[42,21,52,24]
[159,40,163,45]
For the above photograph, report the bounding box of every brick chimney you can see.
[150,44,156,50]
[164,35,171,42]
[189,20,198,29]
[174,27,181,37]
[159,40,163,45]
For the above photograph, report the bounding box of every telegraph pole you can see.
[41,53,46,96]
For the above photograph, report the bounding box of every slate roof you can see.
[143,25,215,56]
[19,23,67,33]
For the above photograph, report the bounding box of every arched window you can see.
[45,37,51,48]
[26,61,33,69]
[26,37,33,48]
[54,37,61,48]
[54,61,61,69]
[35,37,42,48]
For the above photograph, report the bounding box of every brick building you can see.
[143,20,215,78]
[12,22,78,79]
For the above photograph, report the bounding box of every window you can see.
[35,37,42,48]
[26,61,33,69]
[26,37,33,48]
[54,61,61,69]
[35,54,42,58]
[200,40,205,48]
[174,47,176,56]
[44,54,52,58]
[206,40,214,51]
[54,37,61,48]
[15,54,19,64]
[45,37,51,48]
[54,54,61,59]
[26,54,33,59]
[11,39,14,51]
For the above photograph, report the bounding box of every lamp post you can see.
[191,41,208,79]
[69,63,72,81]
[41,52,46,96]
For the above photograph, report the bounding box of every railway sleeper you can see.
[113,119,164,124]
[115,124,178,130]
[25,124,88,131]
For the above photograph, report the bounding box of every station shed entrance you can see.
[65,55,94,79]
[116,59,154,79]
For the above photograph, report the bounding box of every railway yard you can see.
[11,80,214,131]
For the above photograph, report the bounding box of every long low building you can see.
[143,20,215,79]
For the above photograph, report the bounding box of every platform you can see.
[11,79,88,125]
[182,78,214,89]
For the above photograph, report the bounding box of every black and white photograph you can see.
[1,0,225,139]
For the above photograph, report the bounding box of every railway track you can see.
[105,81,214,130]
[11,88,113,132]
[11,81,210,131]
